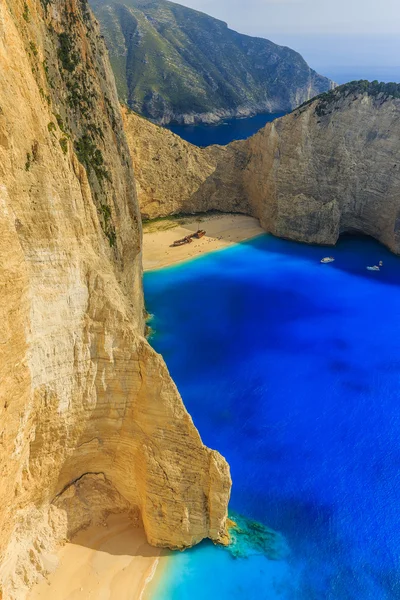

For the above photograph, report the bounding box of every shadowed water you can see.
[144,235,400,599]
[166,112,285,147]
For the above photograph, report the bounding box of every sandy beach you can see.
[143,214,265,271]
[28,515,168,600]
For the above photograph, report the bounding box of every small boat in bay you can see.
[367,265,380,271]
[321,257,335,264]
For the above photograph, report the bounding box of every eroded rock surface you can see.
[122,106,219,219]
[0,1,230,597]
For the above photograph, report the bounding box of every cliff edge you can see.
[0,1,230,597]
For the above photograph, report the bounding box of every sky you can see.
[177,0,400,80]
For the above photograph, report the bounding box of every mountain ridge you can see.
[90,0,334,124]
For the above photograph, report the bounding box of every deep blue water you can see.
[324,66,400,86]
[144,235,400,599]
[166,112,285,147]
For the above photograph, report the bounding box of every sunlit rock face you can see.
[122,107,252,218]
[0,1,230,597]
[243,85,400,253]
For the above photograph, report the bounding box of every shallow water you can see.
[166,112,285,147]
[144,235,400,599]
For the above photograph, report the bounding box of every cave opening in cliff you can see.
[339,230,377,243]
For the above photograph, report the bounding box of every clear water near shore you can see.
[166,112,285,147]
[145,234,400,599]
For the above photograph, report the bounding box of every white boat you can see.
[367,266,380,271]
[321,257,335,264]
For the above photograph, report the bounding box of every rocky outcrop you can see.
[0,1,230,598]
[126,82,400,254]
[90,0,334,125]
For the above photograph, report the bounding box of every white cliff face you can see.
[121,106,219,219]
[244,90,400,252]
[0,1,230,598]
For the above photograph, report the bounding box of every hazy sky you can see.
[177,0,400,75]
[178,0,400,36]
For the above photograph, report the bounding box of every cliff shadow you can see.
[176,142,253,228]
[68,514,161,558]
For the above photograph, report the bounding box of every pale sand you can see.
[143,214,265,271]
[28,515,168,600]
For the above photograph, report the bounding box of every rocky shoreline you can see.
[147,102,286,126]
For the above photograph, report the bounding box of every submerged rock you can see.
[228,513,290,561]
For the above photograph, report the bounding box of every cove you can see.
[144,234,400,599]
[165,112,285,147]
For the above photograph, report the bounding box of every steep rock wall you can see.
[126,86,400,254]
[244,88,400,252]
[0,1,230,598]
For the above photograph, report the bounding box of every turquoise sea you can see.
[144,235,400,599]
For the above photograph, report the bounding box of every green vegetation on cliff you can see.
[90,0,333,124]
[298,80,400,117]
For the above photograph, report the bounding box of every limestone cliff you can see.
[0,1,230,598]
[125,82,400,254]
[243,82,400,253]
